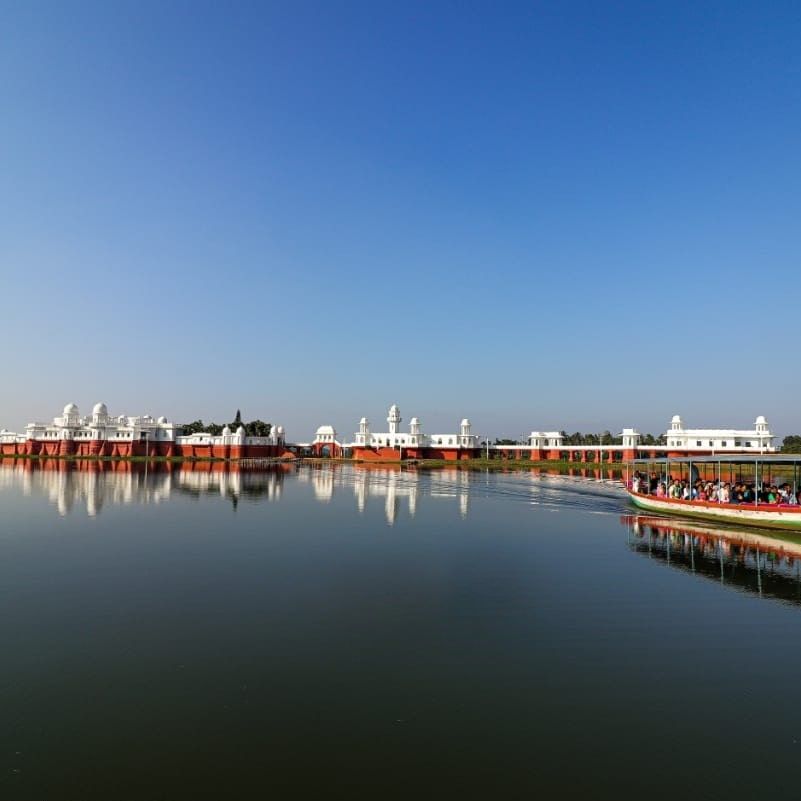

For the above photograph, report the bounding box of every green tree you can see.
[246,420,272,437]
[180,419,206,435]
[782,435,801,453]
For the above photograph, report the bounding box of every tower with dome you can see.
[350,403,481,460]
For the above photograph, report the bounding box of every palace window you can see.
[696,441,702,446]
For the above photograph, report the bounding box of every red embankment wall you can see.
[352,446,401,461]
[352,446,482,461]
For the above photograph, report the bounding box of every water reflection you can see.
[0,457,290,516]
[623,513,801,605]
[5,457,801,609]
[0,459,475,523]
[298,463,470,524]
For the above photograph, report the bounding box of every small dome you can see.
[316,425,335,436]
[461,418,471,426]
[410,416,419,424]
[671,414,682,423]
[755,415,767,425]
[63,402,79,416]
[359,417,368,424]
[92,402,108,416]
[236,425,246,436]
[276,426,284,434]
[222,425,232,436]
[157,415,167,424]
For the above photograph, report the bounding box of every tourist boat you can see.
[625,455,801,531]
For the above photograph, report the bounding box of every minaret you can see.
[387,404,401,435]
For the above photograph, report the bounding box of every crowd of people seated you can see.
[630,471,801,506]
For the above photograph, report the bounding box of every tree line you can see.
[180,409,272,438]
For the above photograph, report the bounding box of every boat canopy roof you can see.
[631,454,801,465]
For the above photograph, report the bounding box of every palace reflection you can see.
[623,513,801,605]
[0,458,290,516]
[297,463,471,524]
[0,459,473,523]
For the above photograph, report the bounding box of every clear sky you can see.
[2,1,800,440]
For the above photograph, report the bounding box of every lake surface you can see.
[3,459,801,800]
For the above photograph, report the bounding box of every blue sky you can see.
[2,1,800,440]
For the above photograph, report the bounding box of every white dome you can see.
[236,425,246,436]
[460,418,471,427]
[359,417,368,424]
[276,426,284,434]
[92,402,108,416]
[410,417,419,424]
[63,402,79,416]
[755,415,767,425]
[671,414,682,423]
[316,425,336,436]
[157,416,167,424]
[222,425,232,436]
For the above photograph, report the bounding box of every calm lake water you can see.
[3,459,801,800]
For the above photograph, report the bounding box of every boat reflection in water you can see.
[623,513,801,605]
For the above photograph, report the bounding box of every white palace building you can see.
[307,405,778,462]
[0,402,288,459]
[662,415,775,454]
[0,400,778,463]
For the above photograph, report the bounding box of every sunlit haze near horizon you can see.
[2,2,800,439]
